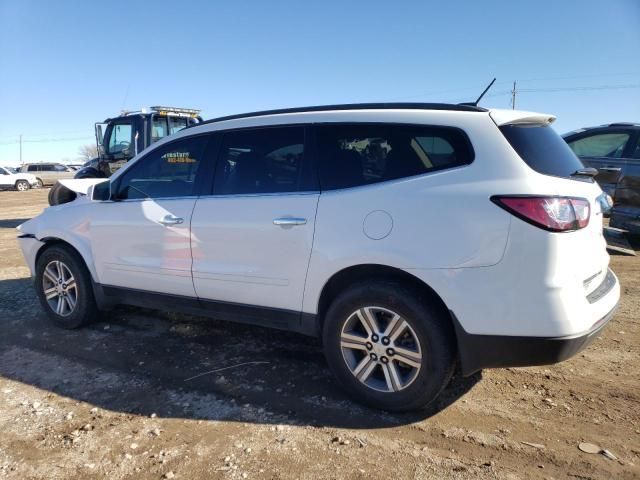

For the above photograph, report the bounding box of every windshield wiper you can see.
[571,167,598,178]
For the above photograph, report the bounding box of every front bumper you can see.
[453,285,619,376]
[17,234,44,276]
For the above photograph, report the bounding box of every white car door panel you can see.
[90,133,210,297]
[92,199,197,296]
[191,125,317,312]
[191,193,318,311]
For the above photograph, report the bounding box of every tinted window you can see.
[109,123,133,153]
[27,165,38,172]
[316,124,473,190]
[39,164,53,171]
[115,135,208,200]
[632,138,640,159]
[501,125,584,178]
[568,132,631,158]
[214,127,306,195]
[151,117,168,143]
[53,164,68,172]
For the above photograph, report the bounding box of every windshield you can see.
[500,124,586,178]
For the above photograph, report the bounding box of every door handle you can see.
[600,167,621,172]
[273,217,307,226]
[159,214,184,226]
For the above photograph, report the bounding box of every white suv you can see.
[17,103,620,411]
[0,166,38,191]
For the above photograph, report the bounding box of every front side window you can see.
[53,164,68,172]
[316,124,473,190]
[568,132,631,158]
[0,167,9,175]
[214,127,306,195]
[109,123,133,154]
[115,135,208,200]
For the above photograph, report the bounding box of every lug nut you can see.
[386,348,395,356]
[380,356,389,364]
[370,353,378,361]
[371,334,379,342]
[365,342,373,350]
[381,336,390,345]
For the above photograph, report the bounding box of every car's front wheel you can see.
[35,244,97,329]
[15,180,29,191]
[322,281,456,412]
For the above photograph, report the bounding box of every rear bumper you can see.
[453,289,619,377]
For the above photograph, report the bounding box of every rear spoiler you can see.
[490,109,556,127]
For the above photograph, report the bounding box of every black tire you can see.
[322,281,456,412]
[36,178,44,188]
[15,180,29,191]
[35,244,98,329]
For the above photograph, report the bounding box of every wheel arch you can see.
[314,264,453,337]
[35,236,97,282]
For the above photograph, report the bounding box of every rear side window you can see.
[213,127,307,195]
[27,165,38,172]
[316,124,473,190]
[567,132,631,158]
[500,125,585,178]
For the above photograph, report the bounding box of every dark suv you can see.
[563,123,640,234]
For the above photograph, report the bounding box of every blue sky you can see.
[1,0,639,166]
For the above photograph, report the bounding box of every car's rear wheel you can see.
[35,244,97,329]
[36,178,44,188]
[322,281,455,411]
[15,180,29,191]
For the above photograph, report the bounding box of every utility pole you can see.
[511,81,517,110]
[19,134,22,165]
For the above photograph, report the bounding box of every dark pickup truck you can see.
[563,123,640,235]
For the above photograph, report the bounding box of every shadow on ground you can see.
[0,277,480,430]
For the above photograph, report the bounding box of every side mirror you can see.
[90,181,111,201]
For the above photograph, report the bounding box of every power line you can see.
[0,135,93,146]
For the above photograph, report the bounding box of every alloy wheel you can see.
[42,260,78,317]
[340,306,423,392]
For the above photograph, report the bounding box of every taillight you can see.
[491,196,590,232]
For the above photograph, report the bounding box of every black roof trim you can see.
[193,102,487,128]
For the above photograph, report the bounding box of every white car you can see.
[0,166,39,191]
[17,103,620,411]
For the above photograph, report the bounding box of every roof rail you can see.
[194,102,487,127]
[607,122,640,127]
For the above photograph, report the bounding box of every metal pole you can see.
[19,134,22,164]
[511,81,517,110]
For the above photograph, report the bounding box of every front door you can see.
[191,126,319,313]
[91,134,211,297]
[566,130,634,197]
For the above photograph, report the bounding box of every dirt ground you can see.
[0,188,638,480]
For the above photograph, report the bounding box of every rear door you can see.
[613,131,640,218]
[565,129,634,197]
[190,125,319,315]
[499,120,610,293]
